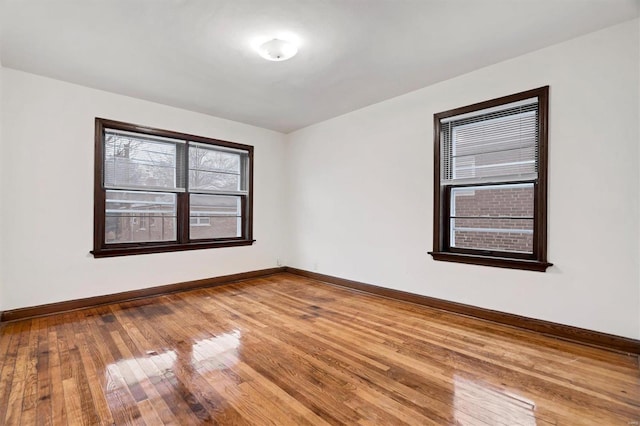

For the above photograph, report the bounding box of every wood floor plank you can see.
[75,331,116,425]
[20,319,40,425]
[48,315,68,425]
[61,377,84,426]
[0,273,638,425]
[35,317,53,426]
[65,316,102,425]
[0,322,23,425]
[3,321,32,425]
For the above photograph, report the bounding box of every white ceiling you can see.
[1,1,638,133]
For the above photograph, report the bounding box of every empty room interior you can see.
[1,0,640,424]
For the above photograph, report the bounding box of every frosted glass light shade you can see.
[258,39,298,61]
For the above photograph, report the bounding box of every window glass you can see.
[104,133,181,190]
[105,190,176,243]
[190,194,242,240]
[189,144,244,192]
[450,184,534,253]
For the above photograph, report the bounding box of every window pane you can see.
[189,145,244,191]
[106,190,176,243]
[104,132,181,190]
[451,218,533,253]
[451,184,534,253]
[451,184,534,217]
[190,194,241,239]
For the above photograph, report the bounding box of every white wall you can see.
[287,19,640,339]
[0,68,287,311]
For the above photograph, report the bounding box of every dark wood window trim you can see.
[428,87,552,271]
[92,118,254,258]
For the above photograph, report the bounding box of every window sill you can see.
[92,239,255,258]
[428,251,552,272]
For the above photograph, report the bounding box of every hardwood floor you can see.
[0,273,638,425]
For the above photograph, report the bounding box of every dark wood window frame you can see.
[92,118,254,258]
[429,87,552,272]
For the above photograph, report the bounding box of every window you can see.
[429,87,552,271]
[93,118,254,257]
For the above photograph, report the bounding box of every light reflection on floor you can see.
[106,330,242,393]
[191,330,242,370]
[106,349,177,393]
[454,374,537,425]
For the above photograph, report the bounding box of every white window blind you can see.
[441,97,539,185]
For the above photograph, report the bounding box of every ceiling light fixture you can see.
[257,38,298,61]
